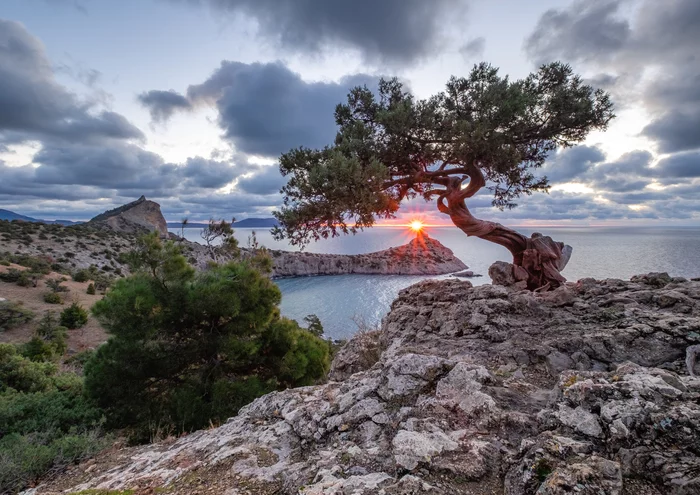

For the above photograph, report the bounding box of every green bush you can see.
[2,253,52,275]
[15,270,34,287]
[44,292,63,304]
[0,301,34,331]
[65,349,95,370]
[87,283,96,295]
[46,278,69,293]
[85,233,329,439]
[60,303,89,329]
[21,312,68,362]
[0,344,56,393]
[73,270,91,283]
[0,268,22,283]
[0,347,106,493]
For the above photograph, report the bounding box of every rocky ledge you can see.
[268,234,467,278]
[33,273,700,494]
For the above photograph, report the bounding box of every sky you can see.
[0,0,698,225]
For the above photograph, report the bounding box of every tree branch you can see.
[456,163,486,201]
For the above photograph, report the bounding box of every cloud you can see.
[641,111,700,154]
[524,0,700,156]
[459,37,485,59]
[137,90,193,123]
[236,164,287,195]
[0,18,290,222]
[0,19,143,145]
[144,61,380,157]
[654,151,700,179]
[0,142,242,201]
[178,156,239,188]
[524,0,629,66]
[171,0,469,66]
[541,145,606,183]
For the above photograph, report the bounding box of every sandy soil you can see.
[0,263,108,351]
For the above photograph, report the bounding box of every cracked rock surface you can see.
[32,273,700,494]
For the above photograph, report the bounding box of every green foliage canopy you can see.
[0,344,105,493]
[85,234,329,438]
[60,302,89,329]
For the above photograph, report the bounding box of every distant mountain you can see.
[0,208,83,225]
[167,222,210,228]
[0,209,38,222]
[51,219,83,226]
[167,218,279,229]
[234,218,278,228]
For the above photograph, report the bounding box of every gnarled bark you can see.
[435,168,571,290]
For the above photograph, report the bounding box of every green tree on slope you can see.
[84,233,329,439]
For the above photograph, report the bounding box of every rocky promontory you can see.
[89,195,169,237]
[268,234,467,278]
[34,273,700,494]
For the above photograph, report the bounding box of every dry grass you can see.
[0,263,108,351]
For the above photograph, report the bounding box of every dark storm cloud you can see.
[31,143,166,188]
[173,0,468,65]
[137,90,193,123]
[1,143,241,202]
[0,19,290,222]
[459,37,485,59]
[525,0,700,155]
[586,151,655,192]
[524,0,629,66]
[0,19,143,145]
[541,145,606,183]
[145,61,380,156]
[197,63,378,156]
[179,157,238,188]
[654,151,700,179]
[478,191,641,222]
[236,164,288,195]
[641,111,700,154]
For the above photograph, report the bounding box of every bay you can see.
[172,226,700,339]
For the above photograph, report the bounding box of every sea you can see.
[172,226,700,340]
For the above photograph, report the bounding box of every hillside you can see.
[0,262,106,350]
[0,208,38,222]
[0,209,83,225]
[32,273,700,494]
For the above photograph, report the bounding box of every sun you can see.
[410,220,424,232]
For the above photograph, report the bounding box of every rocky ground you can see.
[31,272,700,494]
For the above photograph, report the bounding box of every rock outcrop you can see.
[33,274,700,494]
[268,234,467,278]
[89,196,168,237]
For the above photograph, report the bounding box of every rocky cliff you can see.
[33,273,700,494]
[268,234,467,278]
[90,196,168,237]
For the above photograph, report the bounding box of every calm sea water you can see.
[173,226,700,339]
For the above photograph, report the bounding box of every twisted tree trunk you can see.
[435,168,571,290]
